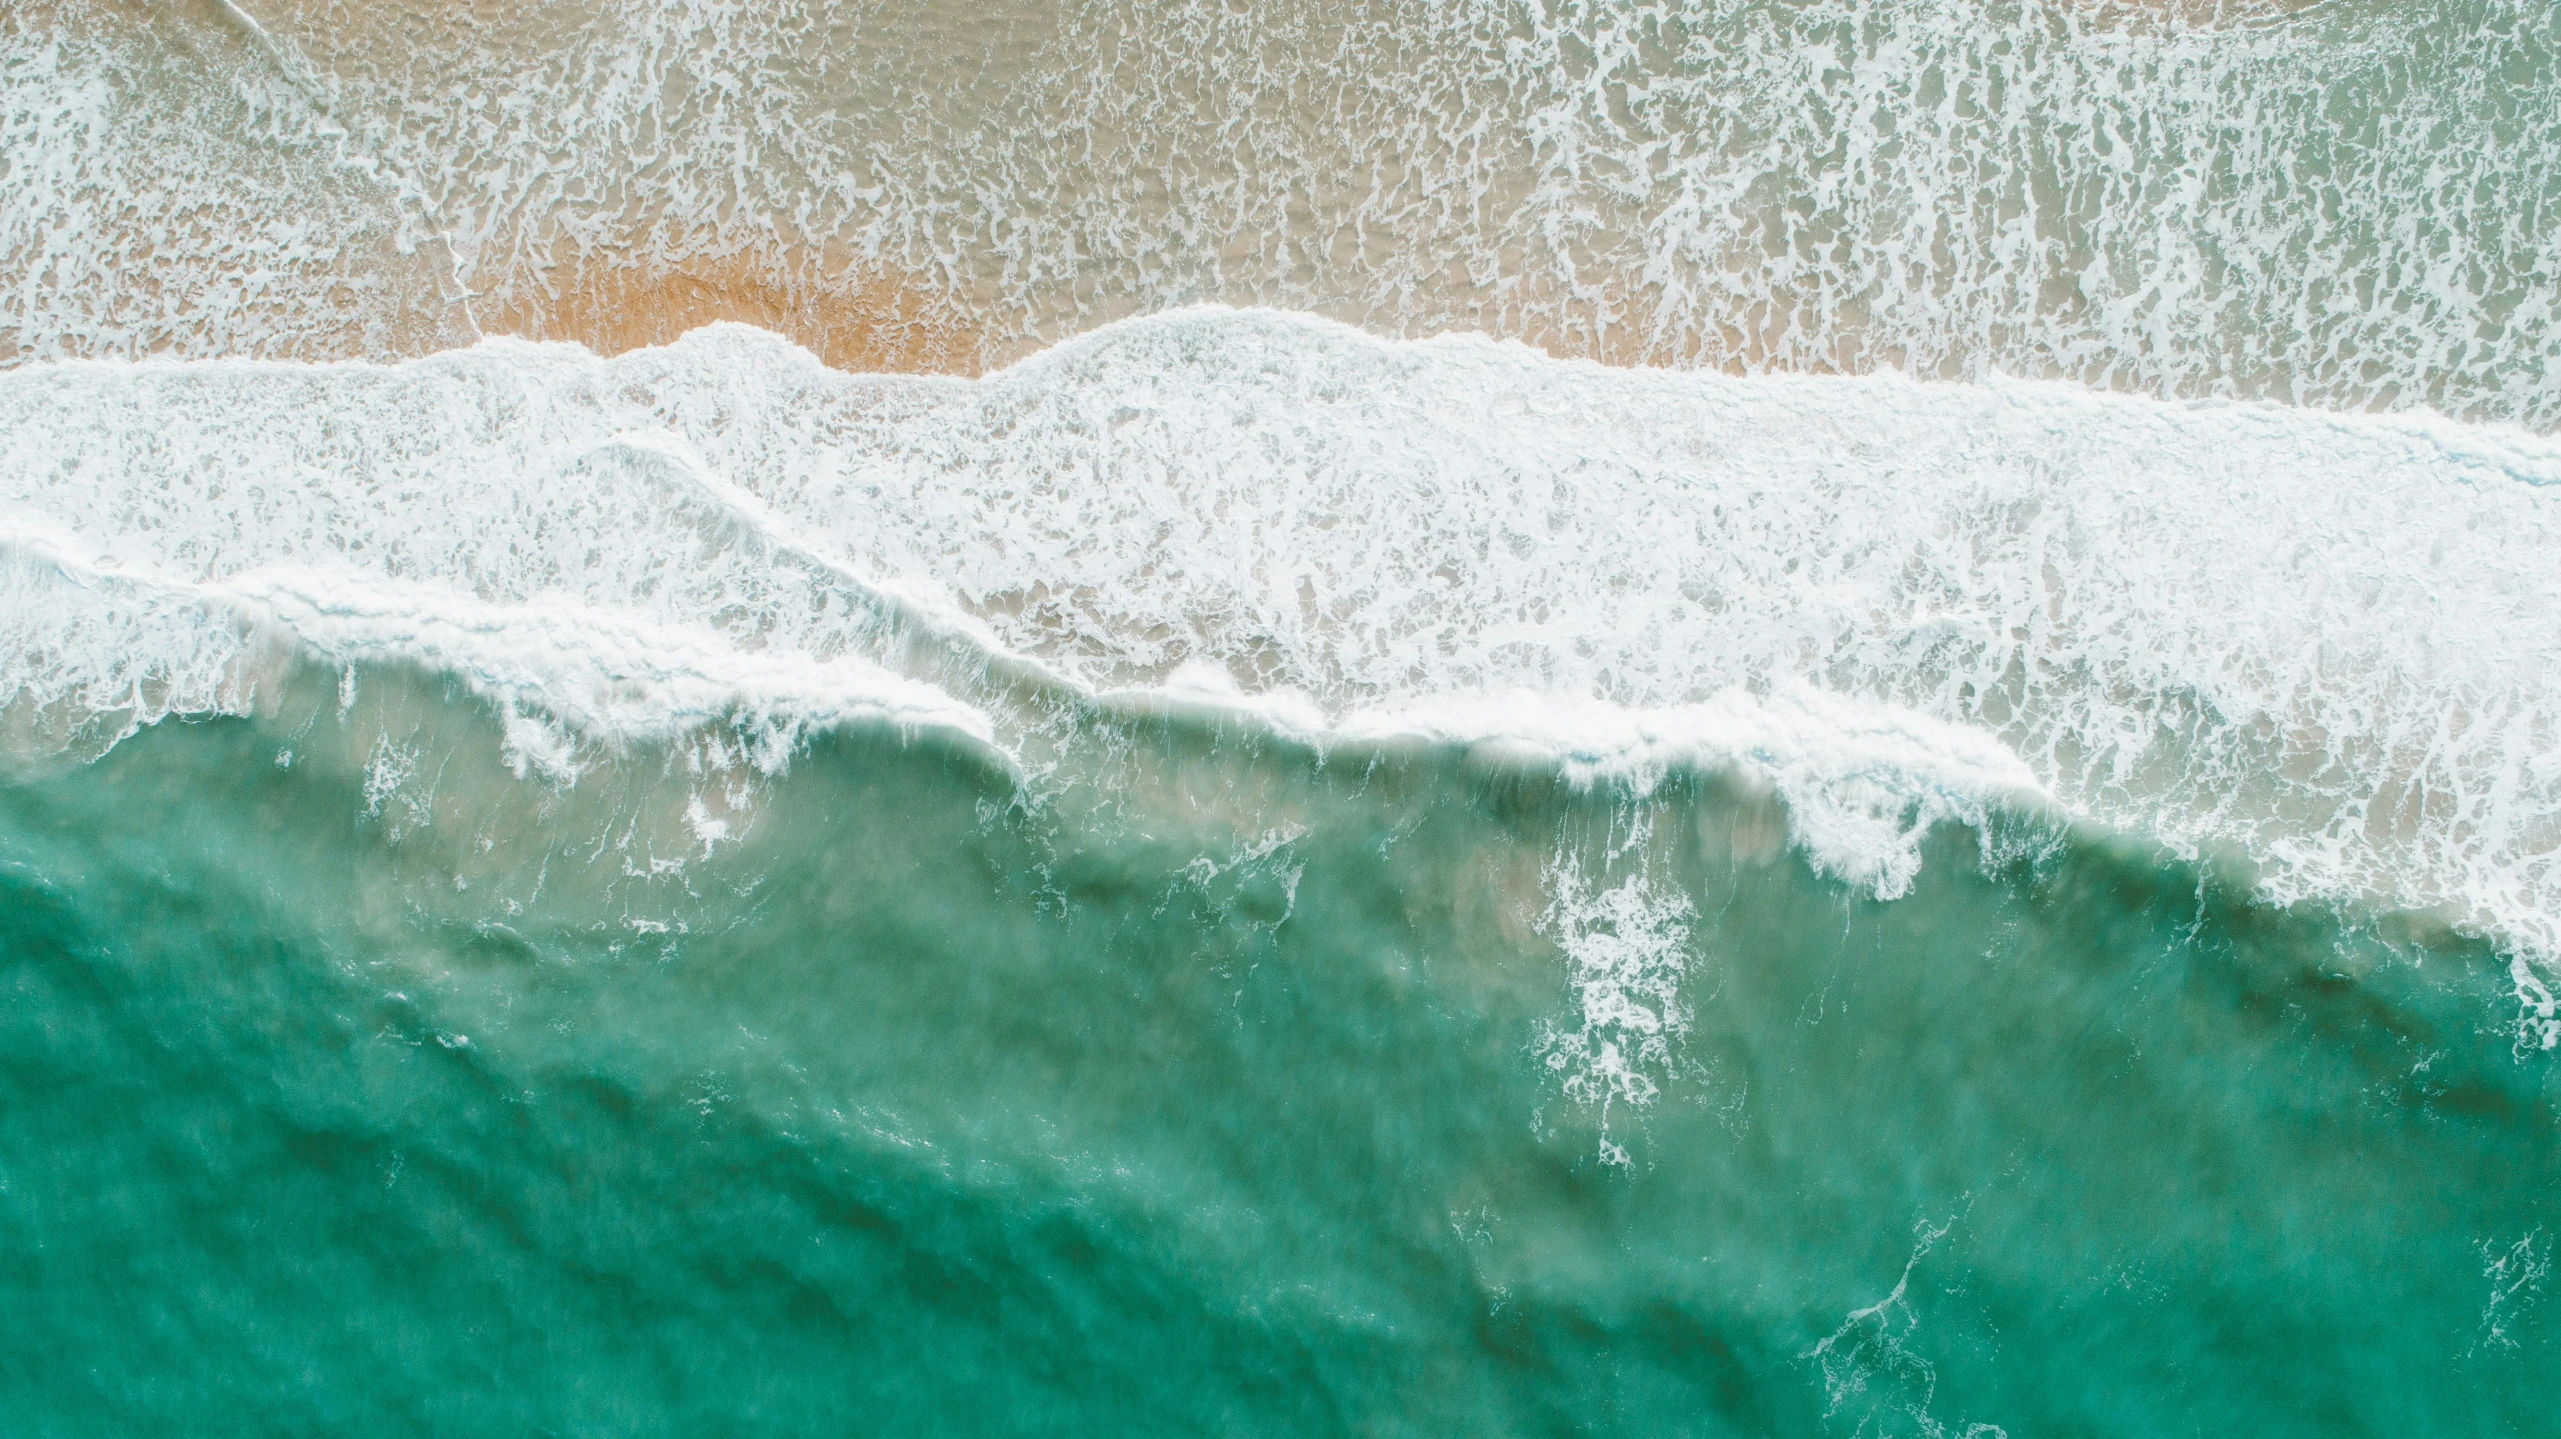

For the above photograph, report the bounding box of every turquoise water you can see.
[9,1,2561,1432]
[2,658,2554,1433]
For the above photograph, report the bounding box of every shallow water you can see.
[6,0,2561,1432]
[10,1,2561,419]
[2,659,2554,1434]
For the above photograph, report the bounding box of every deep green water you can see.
[3,662,2553,1435]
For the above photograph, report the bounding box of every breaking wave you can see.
[4,308,2556,989]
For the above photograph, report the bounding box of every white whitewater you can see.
[3,310,2556,1008]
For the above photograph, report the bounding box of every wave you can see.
[3,307,2558,994]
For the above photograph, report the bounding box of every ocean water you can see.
[5,2,2561,1435]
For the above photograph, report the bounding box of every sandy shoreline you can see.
[477,253,987,376]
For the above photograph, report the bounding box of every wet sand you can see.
[477,252,987,376]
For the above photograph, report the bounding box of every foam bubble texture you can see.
[0,4,471,363]
[3,311,2556,964]
[6,0,2556,426]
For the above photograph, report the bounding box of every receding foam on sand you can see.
[480,251,986,375]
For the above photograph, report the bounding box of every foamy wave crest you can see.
[3,310,2557,974]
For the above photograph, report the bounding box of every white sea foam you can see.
[2,309,2557,980]
[0,12,469,363]
[8,1,2557,425]
[1339,689,2038,902]
[1537,866,1697,1166]
[0,537,993,778]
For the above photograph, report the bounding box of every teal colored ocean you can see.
[7,3,2561,1434]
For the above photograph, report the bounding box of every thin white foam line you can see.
[9,307,2559,455]
[5,526,2040,806]
[0,536,1003,755]
[569,426,1076,694]
[206,0,273,45]
[955,310,2561,453]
